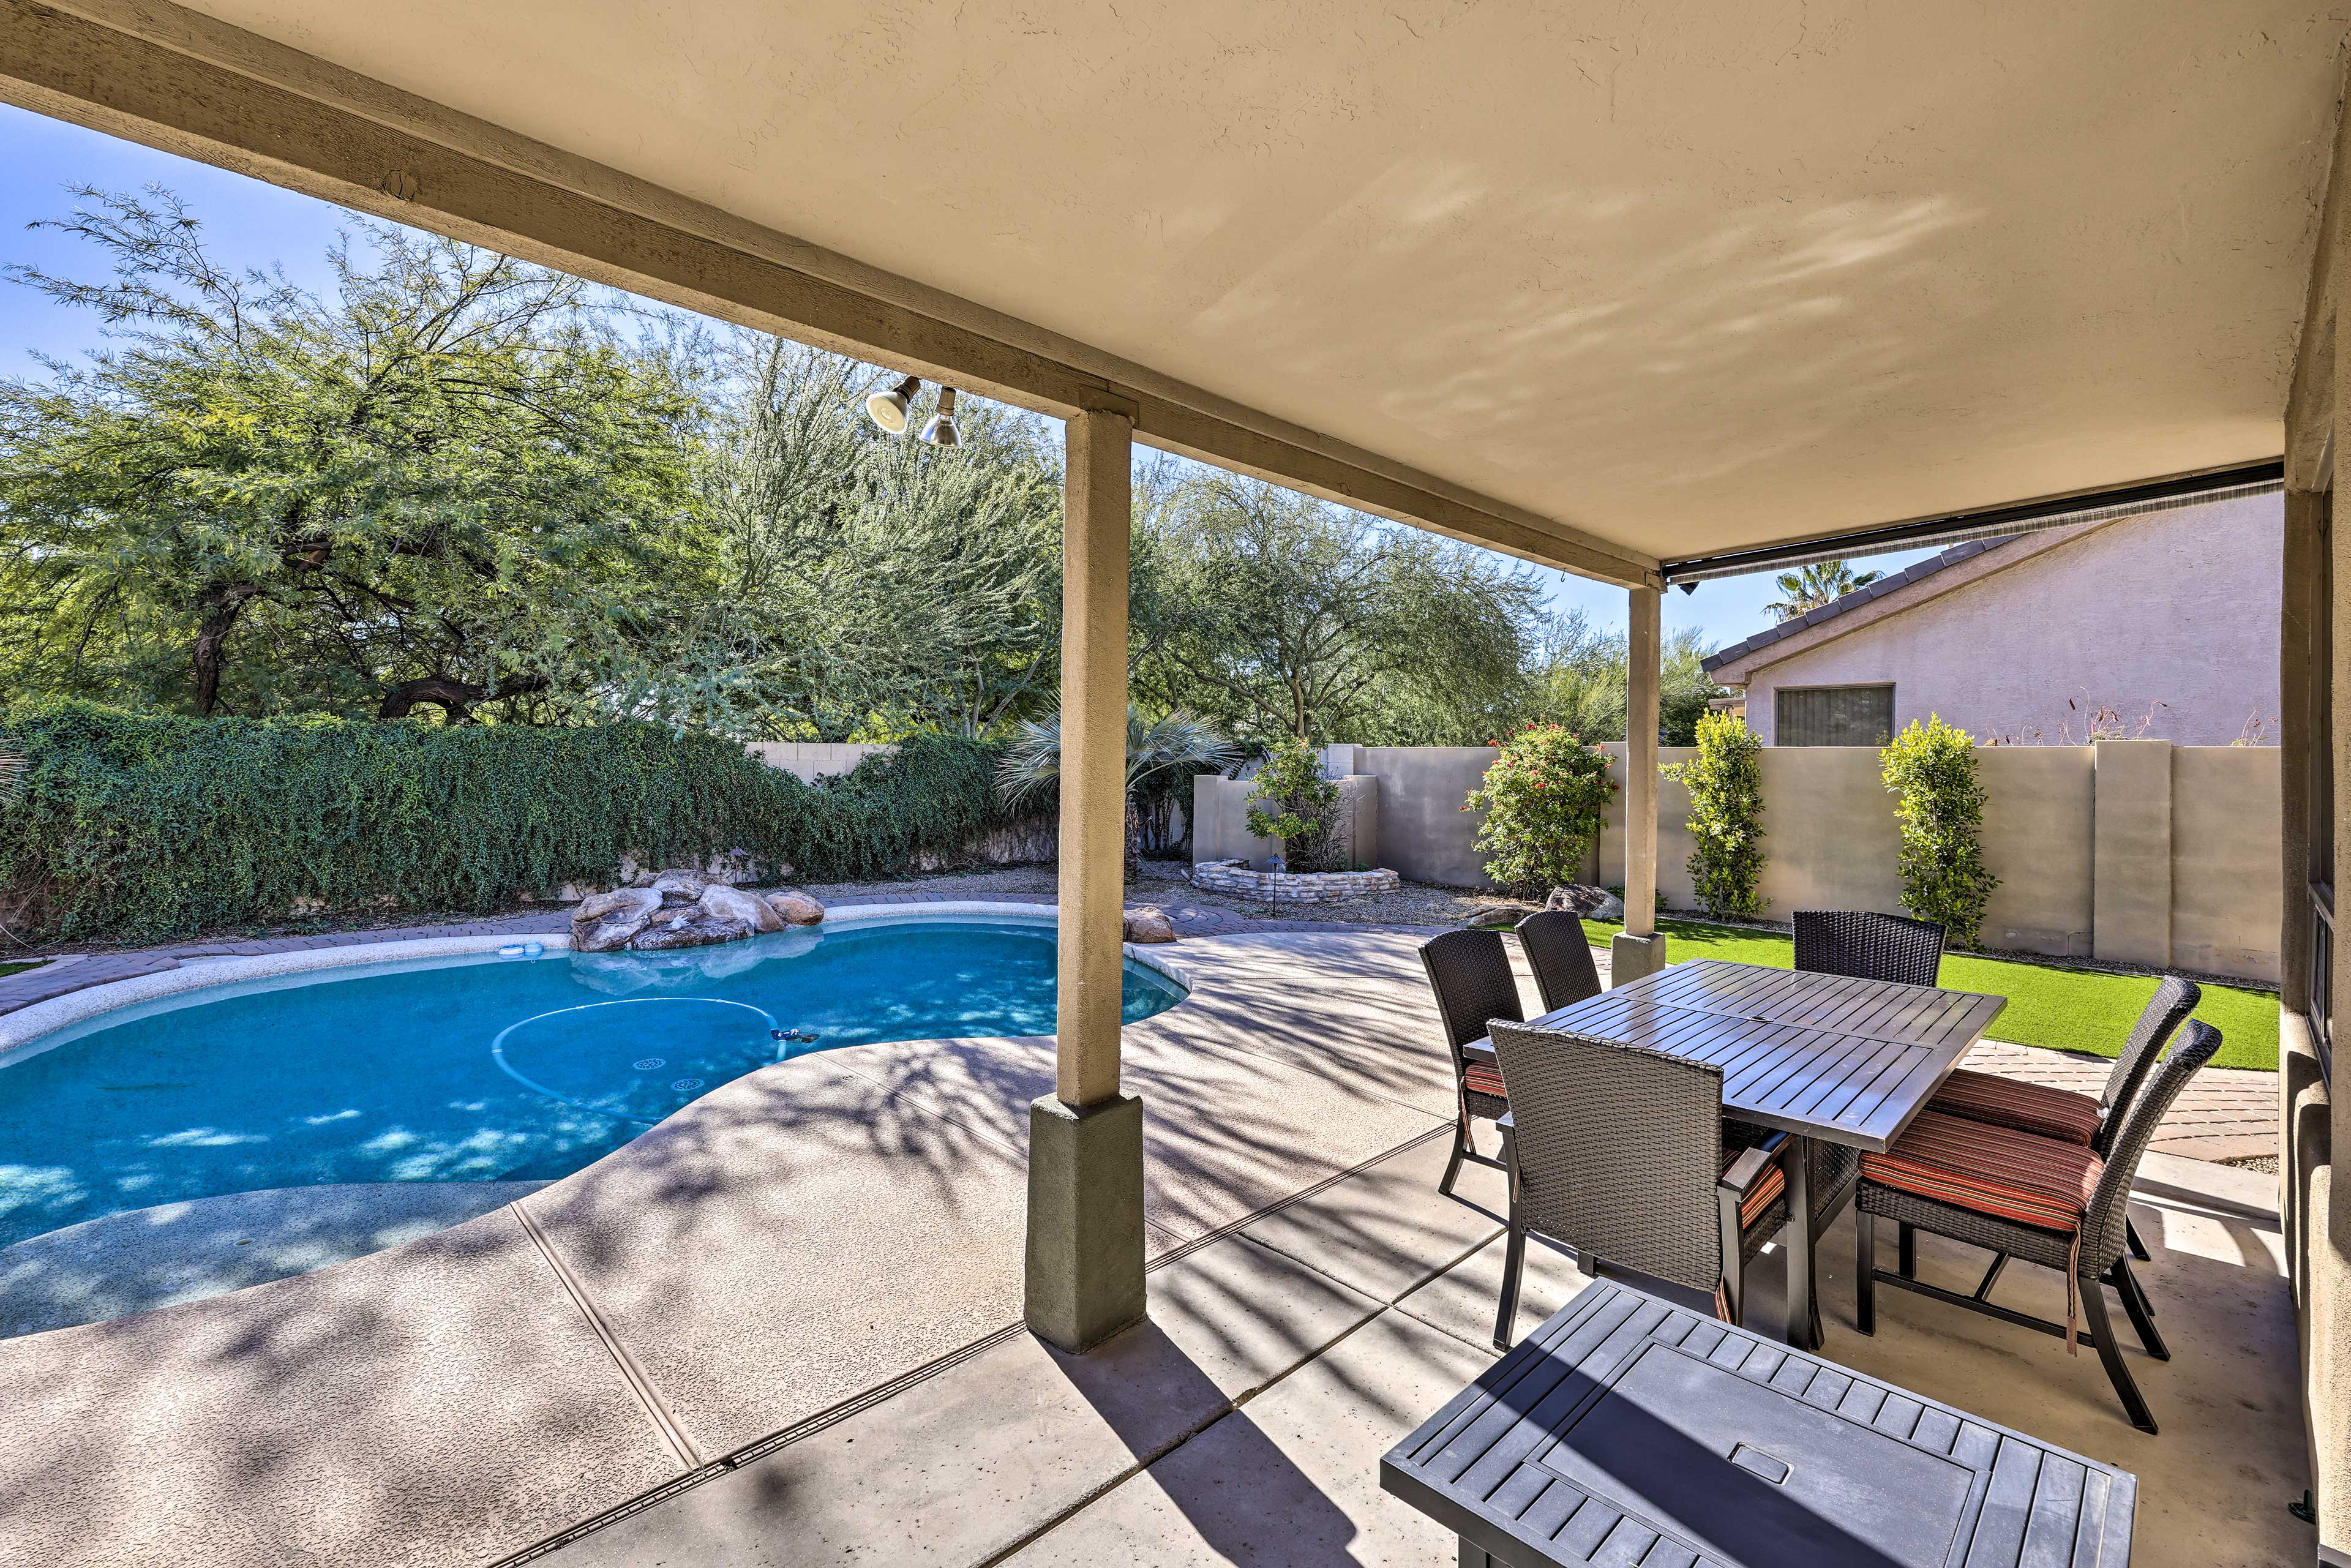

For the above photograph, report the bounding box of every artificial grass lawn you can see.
[1580,917,2279,1073]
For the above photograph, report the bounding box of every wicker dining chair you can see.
[1487,1021,1796,1351]
[1855,1019,2223,1435]
[1417,929,1524,1196]
[1925,975,2200,1267]
[1512,909,1604,1013]
[1793,909,1946,988]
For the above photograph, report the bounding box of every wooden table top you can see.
[1381,1278,2135,1568]
[1469,959,2006,1153]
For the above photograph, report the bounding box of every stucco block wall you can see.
[745,741,896,782]
[1594,738,2273,980]
[1976,747,2094,957]
[2172,744,2284,978]
[1357,746,1501,887]
[1189,776,1378,870]
[1741,496,2282,748]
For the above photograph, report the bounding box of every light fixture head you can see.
[865,373,922,435]
[920,385,962,447]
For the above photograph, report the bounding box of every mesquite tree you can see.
[0,189,708,721]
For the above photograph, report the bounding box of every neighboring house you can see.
[1701,493,2282,746]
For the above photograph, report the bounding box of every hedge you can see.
[0,699,1026,944]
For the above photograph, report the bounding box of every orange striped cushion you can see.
[1861,1111,2102,1235]
[1927,1069,2103,1147]
[1722,1148,1786,1231]
[1461,1062,1507,1099]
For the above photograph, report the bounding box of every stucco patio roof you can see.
[4,1,2344,582]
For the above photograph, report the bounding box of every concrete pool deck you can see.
[0,928,1462,1566]
[0,923,2304,1566]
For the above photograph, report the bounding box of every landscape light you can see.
[920,386,962,447]
[864,373,922,434]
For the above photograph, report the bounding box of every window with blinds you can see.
[1774,685,1895,746]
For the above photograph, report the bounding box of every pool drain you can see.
[632,1057,666,1071]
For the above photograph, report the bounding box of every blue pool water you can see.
[0,918,1181,1251]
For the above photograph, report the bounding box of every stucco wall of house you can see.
[1739,495,2282,747]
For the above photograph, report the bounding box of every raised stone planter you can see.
[1190,860,1400,904]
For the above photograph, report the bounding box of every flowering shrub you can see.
[1664,710,1767,919]
[1881,715,2000,947]
[1463,724,1616,897]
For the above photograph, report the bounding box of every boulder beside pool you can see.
[765,891,827,926]
[1122,910,1177,943]
[700,882,785,933]
[571,886,663,951]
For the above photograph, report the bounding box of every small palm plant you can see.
[998,707,1240,879]
[1763,558,1881,621]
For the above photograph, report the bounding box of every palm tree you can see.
[1764,558,1881,622]
[998,708,1241,879]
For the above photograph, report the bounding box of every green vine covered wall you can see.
[0,700,1026,944]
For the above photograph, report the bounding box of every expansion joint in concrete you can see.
[509,1199,703,1471]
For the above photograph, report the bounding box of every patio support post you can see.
[1025,403,1147,1354]
[1613,583,1668,983]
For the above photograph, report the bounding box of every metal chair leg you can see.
[2115,1251,2157,1328]
[1855,1210,1876,1335]
[2126,1214,2151,1262]
[1491,1219,1527,1351]
[2112,1258,2168,1360]
[1438,1108,1471,1197]
[2081,1277,2158,1434]
[1897,1221,1916,1278]
[1491,1127,1524,1351]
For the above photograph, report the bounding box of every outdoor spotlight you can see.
[864,373,922,434]
[920,386,962,447]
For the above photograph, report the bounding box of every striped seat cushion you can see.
[1927,1068,2104,1147]
[1723,1147,1786,1231]
[1861,1111,2104,1235]
[1461,1062,1507,1100]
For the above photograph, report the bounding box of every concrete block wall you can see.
[1190,775,1378,869]
[1190,737,2278,980]
[744,741,897,782]
[1593,738,2278,980]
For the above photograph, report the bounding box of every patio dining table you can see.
[1463,958,2006,1351]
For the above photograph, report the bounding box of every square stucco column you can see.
[1026,404,1145,1354]
[1614,583,1668,984]
[2091,739,2172,969]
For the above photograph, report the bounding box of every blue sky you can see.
[0,100,1932,652]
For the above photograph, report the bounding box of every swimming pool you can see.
[0,916,1182,1253]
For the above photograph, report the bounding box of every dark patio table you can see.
[1463,959,2006,1350]
[1382,1278,2135,1568]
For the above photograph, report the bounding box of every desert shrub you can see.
[1464,724,1616,896]
[1665,711,1767,920]
[0,699,1021,943]
[1880,715,2000,947]
[1245,738,1349,870]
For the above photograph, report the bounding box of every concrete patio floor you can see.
[539,1135,2305,1568]
[0,926,2307,1567]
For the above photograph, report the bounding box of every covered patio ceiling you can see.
[5,1,2346,580]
